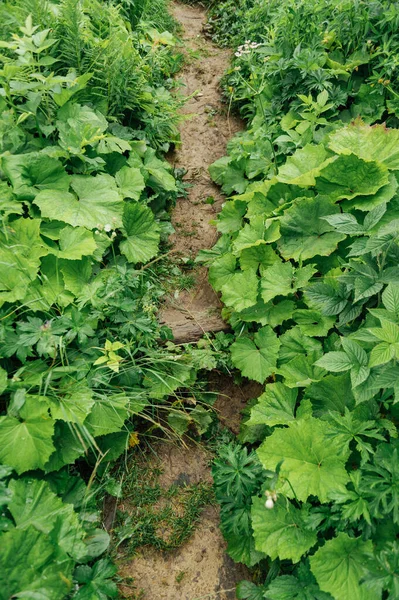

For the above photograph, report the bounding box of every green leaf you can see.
[248,383,298,426]
[279,352,325,387]
[84,394,129,436]
[314,351,354,372]
[60,257,93,296]
[230,326,281,383]
[252,497,317,563]
[217,200,247,233]
[74,559,118,600]
[316,155,389,200]
[278,196,346,261]
[1,152,70,199]
[34,174,123,229]
[8,478,85,558]
[209,253,237,292]
[0,526,73,599]
[209,156,247,194]
[57,103,108,155]
[277,144,333,186]
[44,422,88,473]
[310,533,375,600]
[0,396,55,474]
[257,417,350,502]
[232,216,280,255]
[236,581,265,600]
[344,173,398,211]
[382,284,399,316]
[261,262,316,303]
[265,568,333,600]
[305,373,355,417]
[369,342,395,367]
[143,149,177,191]
[55,226,97,260]
[294,309,335,337]
[115,166,145,200]
[240,244,278,272]
[0,367,7,395]
[48,385,94,425]
[221,269,259,311]
[120,202,160,264]
[328,121,399,170]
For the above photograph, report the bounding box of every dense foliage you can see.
[205,1,399,599]
[0,1,210,596]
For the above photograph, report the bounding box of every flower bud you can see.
[265,498,275,509]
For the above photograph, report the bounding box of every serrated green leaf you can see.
[60,257,92,296]
[257,417,350,501]
[8,478,85,558]
[252,497,317,563]
[0,526,73,599]
[0,396,55,474]
[55,226,97,260]
[293,309,335,337]
[316,155,389,200]
[240,244,278,272]
[221,269,259,311]
[277,144,333,186]
[217,200,247,233]
[369,342,395,367]
[310,533,375,600]
[261,262,315,303]
[314,351,354,372]
[278,196,346,261]
[119,202,160,264]
[115,165,145,200]
[48,385,94,425]
[209,253,236,292]
[34,174,123,229]
[1,152,70,199]
[328,121,399,169]
[84,394,129,437]
[305,373,355,416]
[248,383,298,426]
[231,326,280,383]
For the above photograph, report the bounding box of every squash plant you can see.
[208,120,399,600]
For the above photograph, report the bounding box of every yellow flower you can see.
[129,432,140,448]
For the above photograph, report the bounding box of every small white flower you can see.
[235,51,242,57]
[245,39,251,44]
[94,230,100,235]
[96,223,104,231]
[111,231,117,239]
[234,66,241,71]
[104,224,112,232]
[265,498,275,510]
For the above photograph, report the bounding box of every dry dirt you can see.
[116,376,260,600]
[159,0,242,343]
[116,4,253,598]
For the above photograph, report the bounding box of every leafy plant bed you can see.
[204,1,399,599]
[0,0,218,596]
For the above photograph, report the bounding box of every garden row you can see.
[0,1,213,597]
[202,1,399,599]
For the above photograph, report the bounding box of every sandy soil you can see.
[116,5,251,598]
[117,443,248,600]
[159,0,242,343]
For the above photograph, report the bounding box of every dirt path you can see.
[116,4,251,599]
[159,0,242,343]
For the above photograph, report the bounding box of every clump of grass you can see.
[112,455,214,555]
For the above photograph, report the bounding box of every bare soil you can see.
[116,4,252,598]
[159,0,242,343]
